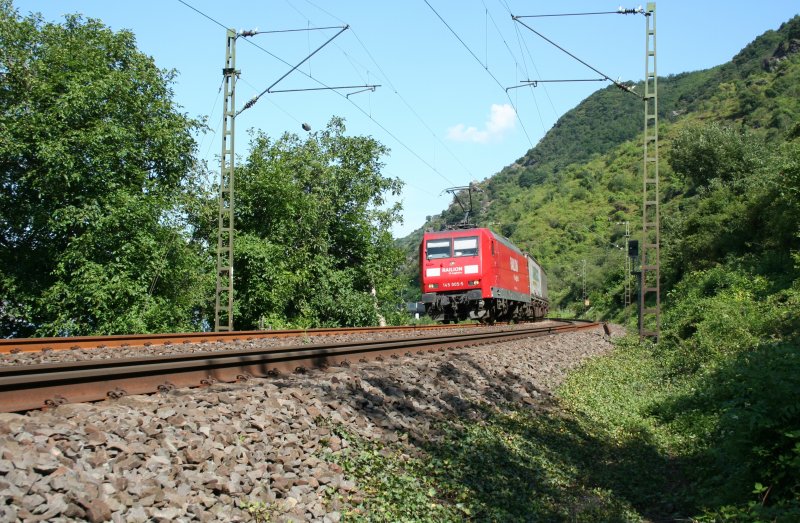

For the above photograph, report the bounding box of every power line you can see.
[482,0,548,135]
[242,45,457,186]
[423,0,534,147]
[507,78,607,90]
[176,0,227,30]
[505,5,559,122]
[346,28,471,183]
[176,0,457,186]
[512,15,641,98]
[196,78,224,162]
[239,77,305,127]
[301,0,476,181]
[236,25,352,115]
[246,26,345,35]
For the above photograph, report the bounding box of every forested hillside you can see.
[400,15,800,519]
[399,15,800,319]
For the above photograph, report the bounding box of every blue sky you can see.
[13,1,800,237]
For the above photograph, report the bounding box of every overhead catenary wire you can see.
[196,77,225,163]
[244,26,345,35]
[423,0,534,147]
[236,25,351,115]
[301,0,478,183]
[242,42,457,186]
[506,78,607,91]
[345,28,470,183]
[175,0,458,187]
[176,0,227,30]
[239,77,306,128]
[514,10,642,18]
[482,0,549,134]
[287,1,371,86]
[512,15,641,98]
[500,0,559,122]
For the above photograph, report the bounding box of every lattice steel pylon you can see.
[215,29,238,332]
[639,3,660,340]
[620,221,632,312]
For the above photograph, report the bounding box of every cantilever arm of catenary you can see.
[237,25,349,116]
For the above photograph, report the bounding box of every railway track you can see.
[0,320,599,413]
[0,323,488,354]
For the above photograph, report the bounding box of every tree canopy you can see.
[0,2,209,336]
[213,117,405,329]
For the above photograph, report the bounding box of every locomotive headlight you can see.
[468,280,480,286]
[428,283,439,289]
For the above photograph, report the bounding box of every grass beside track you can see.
[315,332,800,522]
[314,338,678,522]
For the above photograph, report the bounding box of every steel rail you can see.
[0,321,598,413]
[0,323,491,354]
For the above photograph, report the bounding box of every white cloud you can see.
[446,104,516,143]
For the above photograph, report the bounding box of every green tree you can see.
[665,124,800,285]
[668,123,766,191]
[0,3,209,336]
[227,117,404,329]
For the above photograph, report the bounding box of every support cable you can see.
[176,0,228,30]
[482,0,547,134]
[512,15,641,97]
[177,0,457,187]
[301,0,477,182]
[239,77,305,127]
[424,0,534,147]
[196,78,225,162]
[346,28,471,183]
[245,26,345,35]
[514,8,644,18]
[237,25,350,115]
[242,41,457,185]
[506,78,606,91]
[506,5,559,121]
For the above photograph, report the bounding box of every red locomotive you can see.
[419,228,548,323]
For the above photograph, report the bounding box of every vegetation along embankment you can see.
[1,0,798,519]
[396,14,800,521]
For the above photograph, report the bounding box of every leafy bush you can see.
[659,265,771,372]
[227,117,405,329]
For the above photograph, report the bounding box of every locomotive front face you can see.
[419,230,489,323]
[421,234,483,293]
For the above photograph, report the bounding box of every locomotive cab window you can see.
[453,237,478,257]
[426,239,451,259]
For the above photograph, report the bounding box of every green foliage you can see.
[325,428,463,522]
[238,499,275,523]
[227,117,405,329]
[560,329,800,520]
[324,410,649,522]
[393,13,800,521]
[0,2,209,336]
[653,265,800,511]
[399,15,800,321]
[664,129,799,288]
[668,123,767,190]
[580,113,799,517]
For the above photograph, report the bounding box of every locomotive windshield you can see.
[453,237,478,257]
[426,239,451,259]
[426,236,478,259]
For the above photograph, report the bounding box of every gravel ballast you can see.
[0,323,560,367]
[0,325,622,522]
